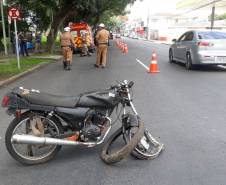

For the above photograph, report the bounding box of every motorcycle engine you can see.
[82,110,107,141]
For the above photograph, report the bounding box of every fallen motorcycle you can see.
[2,80,163,165]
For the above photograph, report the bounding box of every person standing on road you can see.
[18,32,29,56]
[95,23,109,68]
[35,31,42,53]
[60,27,75,70]
[81,32,91,57]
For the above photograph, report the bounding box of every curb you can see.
[0,57,61,88]
[148,40,171,45]
[161,43,171,45]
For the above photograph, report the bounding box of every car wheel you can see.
[169,49,174,63]
[185,53,193,70]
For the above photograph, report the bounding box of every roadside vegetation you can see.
[2,0,136,53]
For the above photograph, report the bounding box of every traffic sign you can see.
[8,7,20,69]
[8,7,20,20]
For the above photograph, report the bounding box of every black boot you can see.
[63,61,67,69]
[66,61,71,70]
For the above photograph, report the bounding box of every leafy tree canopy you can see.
[6,0,137,52]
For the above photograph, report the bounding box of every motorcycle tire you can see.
[100,121,144,164]
[5,111,63,165]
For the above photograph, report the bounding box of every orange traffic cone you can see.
[120,42,123,50]
[123,44,128,54]
[121,43,125,52]
[118,42,122,49]
[149,50,160,73]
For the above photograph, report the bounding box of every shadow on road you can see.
[170,62,226,72]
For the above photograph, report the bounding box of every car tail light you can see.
[2,95,10,107]
[198,41,214,47]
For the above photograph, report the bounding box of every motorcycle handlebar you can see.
[128,81,134,88]
[111,80,134,90]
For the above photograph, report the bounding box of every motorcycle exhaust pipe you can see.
[11,118,112,147]
[11,134,96,147]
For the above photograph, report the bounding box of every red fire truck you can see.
[69,22,95,53]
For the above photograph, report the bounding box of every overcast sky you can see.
[127,0,181,21]
[127,0,222,21]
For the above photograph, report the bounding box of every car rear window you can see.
[198,31,226,39]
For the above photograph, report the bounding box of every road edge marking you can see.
[136,58,149,71]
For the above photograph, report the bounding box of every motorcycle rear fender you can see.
[6,92,29,109]
[4,92,55,112]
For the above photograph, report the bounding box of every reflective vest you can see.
[74,36,82,48]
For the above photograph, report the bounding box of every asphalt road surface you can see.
[0,38,226,185]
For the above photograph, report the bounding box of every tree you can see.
[208,13,226,21]
[6,0,137,53]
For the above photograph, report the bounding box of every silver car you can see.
[169,30,226,69]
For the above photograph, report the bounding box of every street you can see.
[1,38,226,185]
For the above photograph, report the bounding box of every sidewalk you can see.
[135,37,172,45]
[148,39,172,45]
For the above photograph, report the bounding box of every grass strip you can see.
[0,58,51,81]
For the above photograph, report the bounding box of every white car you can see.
[169,30,226,70]
[116,33,121,38]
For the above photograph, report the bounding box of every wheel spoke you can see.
[27,145,33,156]
[11,115,60,161]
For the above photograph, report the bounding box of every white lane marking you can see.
[136,58,149,70]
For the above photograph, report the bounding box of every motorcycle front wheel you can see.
[100,121,144,164]
[5,112,63,165]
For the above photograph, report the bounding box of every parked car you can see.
[115,33,121,38]
[132,35,138,39]
[169,30,226,69]
[129,34,133,38]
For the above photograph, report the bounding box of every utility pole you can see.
[0,0,8,55]
[146,1,150,40]
[211,3,215,30]
[14,19,20,69]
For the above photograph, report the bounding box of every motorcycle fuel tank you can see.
[76,91,118,108]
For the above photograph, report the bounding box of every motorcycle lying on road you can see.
[2,80,163,165]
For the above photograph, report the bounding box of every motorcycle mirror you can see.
[128,81,134,88]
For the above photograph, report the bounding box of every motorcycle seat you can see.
[14,88,80,108]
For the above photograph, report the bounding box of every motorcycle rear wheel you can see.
[100,121,144,164]
[5,112,63,165]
